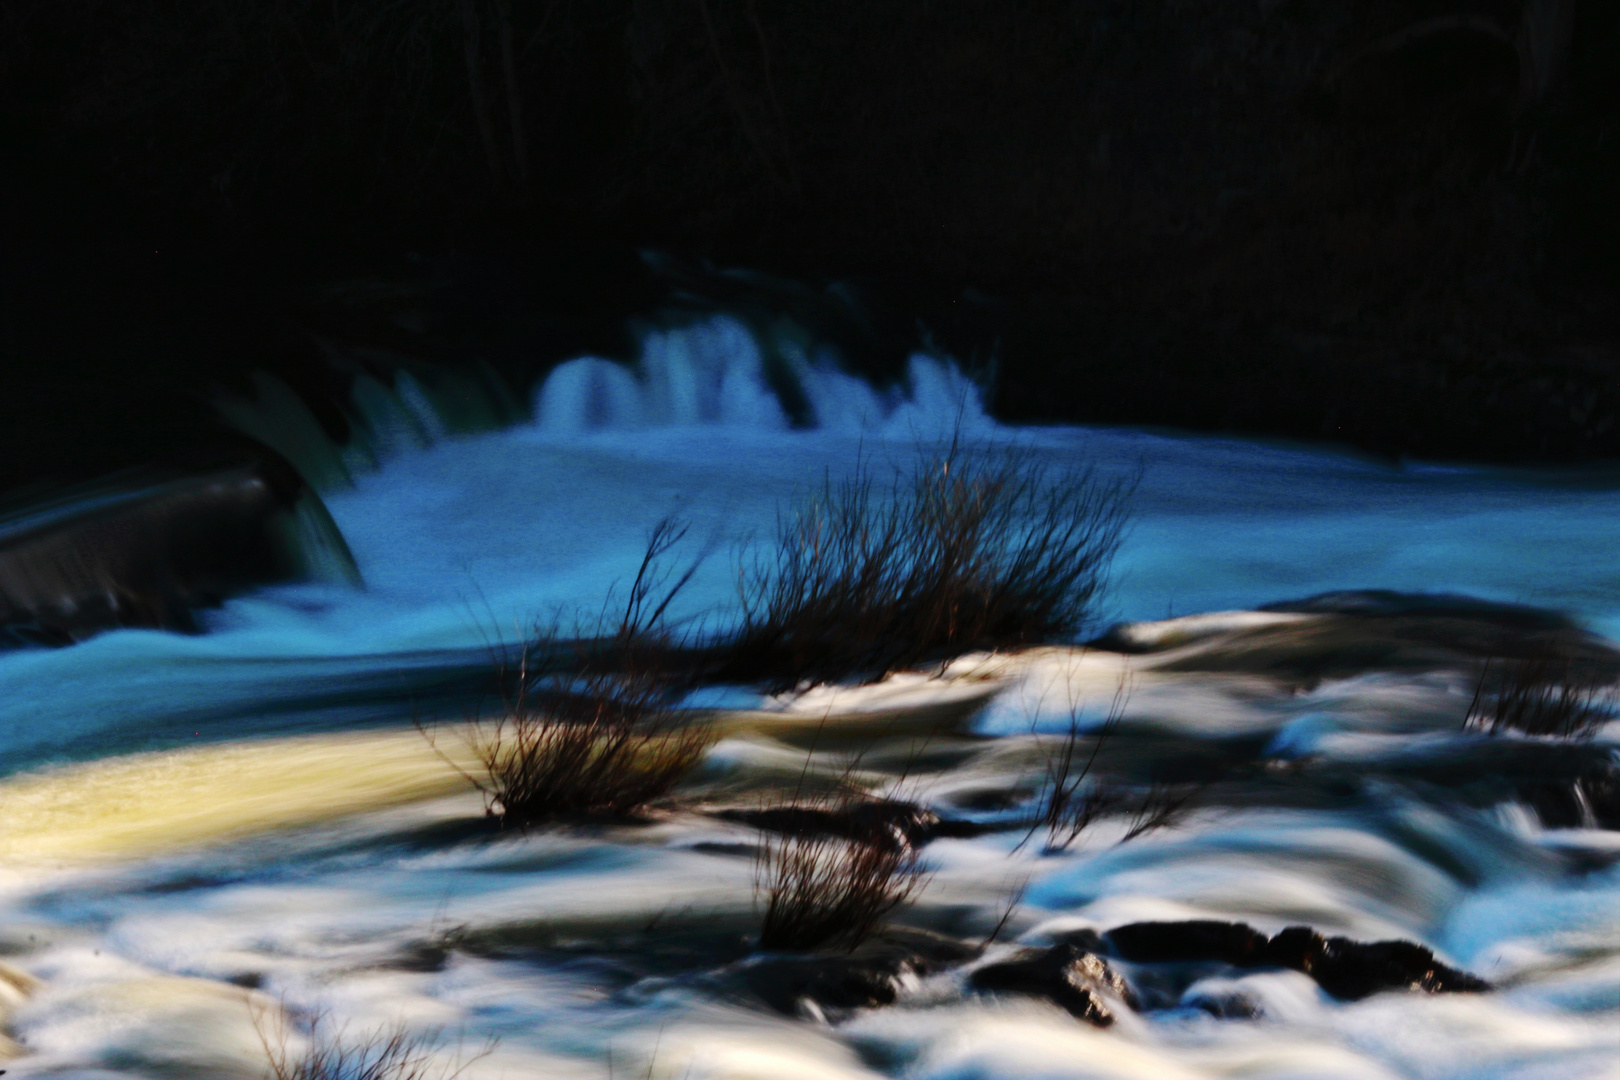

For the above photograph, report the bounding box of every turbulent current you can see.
[0,315,1617,1079]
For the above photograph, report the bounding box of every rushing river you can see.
[0,315,1617,1079]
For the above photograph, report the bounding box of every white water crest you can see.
[0,310,1618,1079]
[534,314,992,438]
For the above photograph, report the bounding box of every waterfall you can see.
[533,314,991,438]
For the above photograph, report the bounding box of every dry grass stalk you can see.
[1036,685,1124,853]
[728,443,1131,689]
[1117,783,1200,843]
[1031,680,1196,853]
[1465,655,1617,739]
[1041,775,1199,853]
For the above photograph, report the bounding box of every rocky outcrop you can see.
[969,943,1136,1026]
[1105,920,1489,1001]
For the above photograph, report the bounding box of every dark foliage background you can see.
[1,0,1617,487]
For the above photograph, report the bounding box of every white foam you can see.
[530,315,988,437]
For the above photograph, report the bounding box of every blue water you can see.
[0,313,1615,1079]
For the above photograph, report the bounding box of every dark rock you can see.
[1098,591,1620,685]
[1101,919,1489,1002]
[720,799,986,851]
[736,928,980,1016]
[1520,760,1620,830]
[1260,591,1578,631]
[1106,920,1269,966]
[1582,764,1620,830]
[1049,927,1106,954]
[1261,926,1491,1000]
[970,943,1135,1026]
[1358,740,1619,830]
[1257,925,1322,972]
[741,953,908,1014]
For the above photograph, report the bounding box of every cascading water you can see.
[532,314,991,438]
[0,306,1616,1080]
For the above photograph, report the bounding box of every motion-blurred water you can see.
[0,314,1615,1079]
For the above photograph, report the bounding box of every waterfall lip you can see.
[0,458,359,648]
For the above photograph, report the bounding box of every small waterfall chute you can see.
[213,372,356,491]
[536,357,647,433]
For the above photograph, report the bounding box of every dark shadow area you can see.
[2,0,1617,494]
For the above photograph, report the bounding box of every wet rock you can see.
[1261,926,1490,1000]
[1358,740,1619,830]
[1581,764,1620,830]
[1104,591,1620,684]
[1106,920,1269,966]
[1103,919,1489,1002]
[720,799,986,851]
[970,943,1135,1026]
[1261,591,1578,630]
[740,953,910,1014]
[736,928,980,1016]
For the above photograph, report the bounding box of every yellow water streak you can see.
[0,730,487,865]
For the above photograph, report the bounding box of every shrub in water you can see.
[1465,655,1618,739]
[456,660,710,826]
[725,443,1131,689]
[755,790,927,952]
[434,520,712,826]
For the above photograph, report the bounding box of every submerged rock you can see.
[719,799,987,851]
[1098,590,1620,684]
[969,943,1135,1026]
[1511,759,1620,830]
[734,927,981,1016]
[739,952,911,1015]
[1105,920,1489,1001]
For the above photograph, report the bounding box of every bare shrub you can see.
[1465,655,1618,739]
[1116,783,1200,843]
[1030,683,1197,853]
[1035,688,1123,854]
[726,443,1131,689]
[754,796,926,952]
[432,520,712,826]
[454,659,710,826]
[752,744,930,953]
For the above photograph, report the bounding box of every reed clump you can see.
[458,660,709,826]
[1465,655,1618,740]
[437,520,713,826]
[725,444,1131,689]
